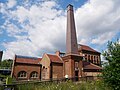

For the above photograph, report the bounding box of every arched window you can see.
[96,56,98,64]
[85,54,87,60]
[18,71,27,78]
[30,71,38,78]
[93,56,96,63]
[91,55,93,63]
[88,55,90,62]
[75,62,79,70]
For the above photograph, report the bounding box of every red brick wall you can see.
[13,63,41,80]
[52,63,63,79]
[64,59,75,78]
[64,60,70,76]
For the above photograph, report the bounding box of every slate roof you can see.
[47,54,63,63]
[78,44,100,53]
[83,61,102,70]
[15,55,42,65]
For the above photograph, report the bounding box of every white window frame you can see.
[18,71,27,78]
[30,71,38,78]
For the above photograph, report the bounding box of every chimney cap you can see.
[67,4,73,8]
[67,4,73,11]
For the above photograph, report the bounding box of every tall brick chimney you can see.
[66,4,78,55]
[62,4,83,79]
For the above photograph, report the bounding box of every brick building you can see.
[11,4,102,81]
[78,44,101,66]
[40,54,63,80]
[12,47,102,81]
[12,55,42,80]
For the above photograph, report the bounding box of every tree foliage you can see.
[0,59,13,69]
[102,40,120,90]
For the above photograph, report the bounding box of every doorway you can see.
[75,70,79,81]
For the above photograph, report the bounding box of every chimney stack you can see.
[66,4,78,55]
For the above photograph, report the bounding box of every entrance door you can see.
[75,71,79,81]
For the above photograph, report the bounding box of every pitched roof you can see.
[47,54,63,63]
[78,44,100,53]
[15,55,42,65]
[83,61,102,70]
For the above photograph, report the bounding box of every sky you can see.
[0,0,120,60]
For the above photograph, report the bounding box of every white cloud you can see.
[2,50,15,60]
[11,6,29,23]
[75,0,120,45]
[1,0,66,60]
[91,32,115,45]
[7,0,16,8]
[78,38,88,45]
[1,0,120,60]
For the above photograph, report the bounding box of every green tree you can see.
[0,59,13,69]
[102,40,120,90]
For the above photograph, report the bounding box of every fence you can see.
[0,76,102,90]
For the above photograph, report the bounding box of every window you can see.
[97,56,100,64]
[88,55,90,62]
[91,55,93,63]
[18,71,27,78]
[30,71,38,78]
[85,54,87,60]
[96,56,98,63]
[93,56,96,63]
[75,62,78,69]
[94,56,98,64]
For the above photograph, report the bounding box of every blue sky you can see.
[0,0,120,60]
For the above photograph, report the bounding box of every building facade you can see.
[11,4,102,81]
[40,54,63,80]
[12,45,102,81]
[78,44,101,66]
[12,55,42,80]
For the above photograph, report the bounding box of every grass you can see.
[14,80,112,90]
